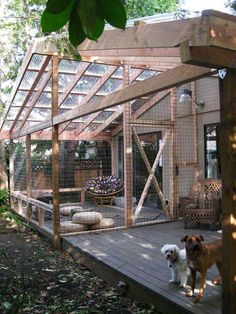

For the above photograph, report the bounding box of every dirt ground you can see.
[0,217,160,314]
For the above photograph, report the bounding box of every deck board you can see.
[62,221,222,314]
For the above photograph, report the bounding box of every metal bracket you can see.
[218,68,227,79]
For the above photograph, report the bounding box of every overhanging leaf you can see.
[69,6,86,47]
[77,0,105,41]
[98,0,126,30]
[46,0,75,14]
[41,1,74,33]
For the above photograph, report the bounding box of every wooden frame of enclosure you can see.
[0,10,236,313]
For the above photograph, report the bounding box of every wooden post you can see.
[123,64,133,227]
[171,88,178,218]
[191,81,199,181]
[26,134,32,220]
[38,207,45,227]
[9,139,15,210]
[52,54,61,249]
[219,68,236,314]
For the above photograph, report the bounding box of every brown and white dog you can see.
[181,234,222,303]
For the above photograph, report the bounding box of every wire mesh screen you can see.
[14,140,27,192]
[59,140,111,203]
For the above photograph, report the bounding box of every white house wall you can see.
[196,77,220,179]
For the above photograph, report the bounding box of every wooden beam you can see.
[123,65,133,227]
[77,18,200,51]
[130,119,173,127]
[53,65,216,126]
[219,68,236,314]
[11,65,216,139]
[112,90,170,136]
[94,106,123,136]
[170,88,177,218]
[201,10,236,51]
[52,54,61,250]
[9,140,15,210]
[0,131,10,139]
[80,47,180,58]
[181,41,236,69]
[26,134,32,220]
[10,56,51,132]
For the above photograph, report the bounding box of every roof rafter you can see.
[112,90,170,136]
[76,67,143,136]
[11,64,216,139]
[10,56,51,132]
[60,64,118,135]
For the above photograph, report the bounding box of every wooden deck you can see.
[61,221,222,314]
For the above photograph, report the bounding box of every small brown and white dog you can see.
[181,234,222,303]
[161,244,190,288]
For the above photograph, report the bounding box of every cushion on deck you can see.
[90,218,115,230]
[60,221,88,233]
[72,211,102,225]
[60,206,84,216]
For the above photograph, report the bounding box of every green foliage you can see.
[41,0,127,46]
[0,189,9,207]
[226,0,236,10]
[125,0,177,19]
[0,0,47,100]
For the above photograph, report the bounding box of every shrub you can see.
[0,189,9,207]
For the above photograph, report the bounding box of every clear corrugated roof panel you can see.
[86,63,109,75]
[113,66,123,78]
[95,111,114,121]
[35,71,51,89]
[58,73,75,92]
[84,123,100,132]
[44,78,52,92]
[72,75,100,93]
[59,60,81,73]
[12,91,28,106]
[2,120,14,129]
[29,108,51,121]
[7,107,20,120]
[19,71,39,90]
[61,94,84,108]
[36,92,51,106]
[98,78,122,94]
[136,70,158,80]
[28,54,47,69]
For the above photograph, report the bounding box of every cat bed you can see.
[85,175,123,205]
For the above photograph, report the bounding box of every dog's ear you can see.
[199,235,204,242]
[160,245,166,253]
[181,235,188,243]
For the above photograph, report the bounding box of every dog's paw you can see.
[185,290,193,297]
[179,283,186,288]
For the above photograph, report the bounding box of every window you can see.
[204,124,221,179]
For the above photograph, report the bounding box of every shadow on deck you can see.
[60,220,222,314]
